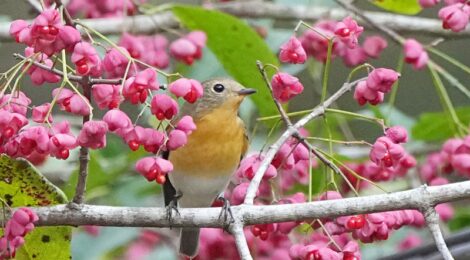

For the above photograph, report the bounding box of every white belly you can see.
[169,170,234,208]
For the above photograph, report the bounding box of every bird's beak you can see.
[237,88,257,96]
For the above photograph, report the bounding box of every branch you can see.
[20,181,470,228]
[333,0,404,44]
[255,60,352,191]
[256,60,292,127]
[26,0,42,13]
[230,222,252,260]
[244,78,365,204]
[212,1,470,39]
[52,0,92,205]
[54,0,74,27]
[381,229,470,259]
[14,181,469,260]
[423,207,454,260]
[72,77,91,205]
[1,2,469,40]
[13,53,122,85]
[333,2,456,258]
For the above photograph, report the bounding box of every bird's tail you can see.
[179,228,200,257]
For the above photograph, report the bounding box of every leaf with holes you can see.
[0,155,71,260]
[370,0,422,15]
[172,5,279,118]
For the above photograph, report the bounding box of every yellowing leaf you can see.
[370,0,422,15]
[0,155,71,260]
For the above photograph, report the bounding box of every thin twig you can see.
[256,60,292,127]
[298,139,358,195]
[9,181,470,228]
[54,0,75,27]
[230,222,252,260]
[333,0,404,44]
[26,0,42,12]
[71,76,91,205]
[244,78,365,205]
[255,60,355,194]
[13,53,122,85]
[333,2,456,258]
[2,2,469,40]
[423,207,454,260]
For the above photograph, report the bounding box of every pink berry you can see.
[3,127,14,139]
[49,26,59,35]
[305,250,321,260]
[58,149,69,159]
[334,16,364,48]
[271,72,304,103]
[156,174,166,184]
[279,36,307,64]
[128,140,140,151]
[346,215,365,229]
[38,25,50,35]
[403,39,429,70]
[438,3,470,32]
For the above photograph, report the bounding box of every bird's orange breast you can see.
[169,103,247,178]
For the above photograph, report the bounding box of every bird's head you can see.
[182,78,256,119]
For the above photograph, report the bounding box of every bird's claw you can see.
[217,196,234,231]
[166,193,182,229]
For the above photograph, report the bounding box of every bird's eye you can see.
[213,84,225,93]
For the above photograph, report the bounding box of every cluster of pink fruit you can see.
[2,4,209,256]
[0,208,38,259]
[191,14,460,260]
[4,4,212,183]
[419,0,470,32]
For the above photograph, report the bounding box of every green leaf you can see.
[412,107,470,141]
[0,155,71,260]
[172,5,279,117]
[370,0,422,15]
[290,168,326,198]
[449,206,470,231]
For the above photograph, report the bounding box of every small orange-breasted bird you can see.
[162,78,256,257]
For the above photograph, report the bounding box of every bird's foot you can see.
[217,196,234,231]
[166,192,182,229]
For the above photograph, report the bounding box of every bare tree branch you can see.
[54,0,75,27]
[255,60,356,192]
[16,181,470,228]
[332,1,457,258]
[423,207,455,260]
[72,98,90,204]
[13,53,123,85]
[25,0,42,13]
[333,0,404,44]
[381,229,470,259]
[244,78,364,204]
[1,2,469,40]
[256,60,293,127]
[230,222,252,260]
[212,1,470,39]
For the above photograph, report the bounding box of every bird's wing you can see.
[239,117,250,162]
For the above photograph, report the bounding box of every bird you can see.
[162,78,256,258]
